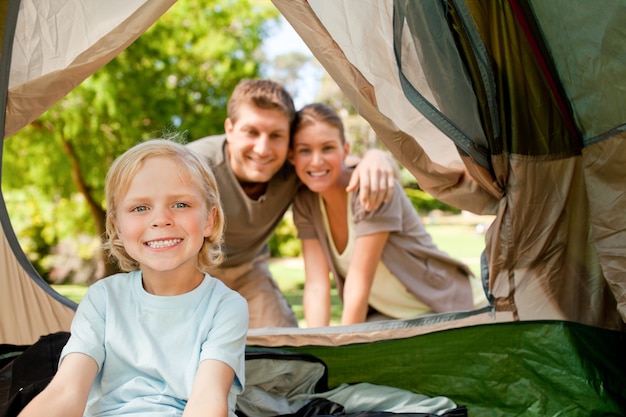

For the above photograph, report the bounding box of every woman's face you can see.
[289,121,349,193]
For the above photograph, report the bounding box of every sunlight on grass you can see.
[51,284,87,304]
[424,223,485,277]
[270,263,304,292]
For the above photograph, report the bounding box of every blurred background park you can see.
[2,1,494,325]
[52,210,493,327]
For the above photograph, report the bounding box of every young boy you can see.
[19,139,248,417]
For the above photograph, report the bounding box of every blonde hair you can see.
[104,139,225,272]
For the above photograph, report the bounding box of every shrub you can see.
[403,188,461,216]
[268,211,302,258]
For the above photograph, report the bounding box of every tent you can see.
[1,1,625,415]
[0,0,177,345]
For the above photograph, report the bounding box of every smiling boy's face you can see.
[114,157,213,280]
[225,102,291,185]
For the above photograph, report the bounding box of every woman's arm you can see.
[341,231,389,325]
[346,150,397,211]
[183,360,234,417]
[301,238,332,327]
[18,353,98,417]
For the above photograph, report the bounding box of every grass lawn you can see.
[424,222,486,277]
[53,214,491,327]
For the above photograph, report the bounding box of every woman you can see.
[289,103,487,327]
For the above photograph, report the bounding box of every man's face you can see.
[225,103,291,184]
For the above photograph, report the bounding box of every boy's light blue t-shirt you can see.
[61,270,248,417]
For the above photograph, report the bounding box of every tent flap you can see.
[251,321,626,417]
[4,0,176,138]
[273,0,626,328]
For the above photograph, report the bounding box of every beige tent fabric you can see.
[247,310,513,348]
[0,221,74,345]
[584,130,626,322]
[271,0,500,216]
[0,0,174,345]
[486,152,624,329]
[273,0,625,331]
[2,0,622,347]
[4,0,176,138]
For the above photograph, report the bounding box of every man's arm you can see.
[346,149,397,211]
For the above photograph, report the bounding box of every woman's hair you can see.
[104,139,225,272]
[292,103,346,146]
[227,79,296,124]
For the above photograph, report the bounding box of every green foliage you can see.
[20,221,56,280]
[399,167,461,215]
[264,51,323,107]
[4,0,279,198]
[404,188,461,216]
[3,189,96,282]
[268,213,302,258]
[2,0,279,280]
[51,284,89,304]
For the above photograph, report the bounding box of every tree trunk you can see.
[60,137,120,281]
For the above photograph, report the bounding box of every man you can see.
[187,79,395,328]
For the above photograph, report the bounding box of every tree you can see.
[263,51,323,108]
[2,0,279,282]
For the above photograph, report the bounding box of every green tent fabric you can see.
[254,321,626,416]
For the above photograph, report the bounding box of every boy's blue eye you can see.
[174,202,189,208]
[133,205,148,212]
